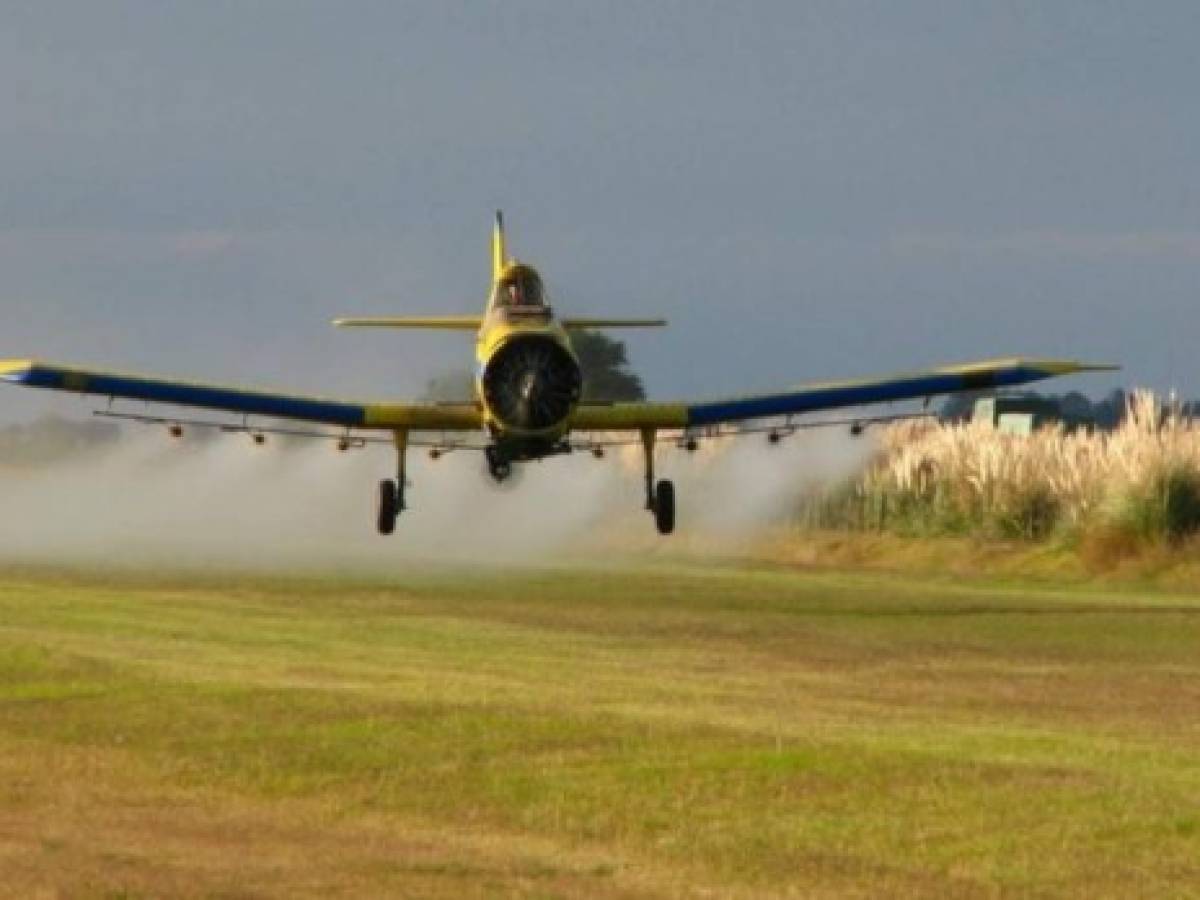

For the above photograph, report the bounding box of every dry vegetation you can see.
[815,391,1200,551]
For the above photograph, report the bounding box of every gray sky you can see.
[2,1,1197,422]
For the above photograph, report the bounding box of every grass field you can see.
[2,560,1199,898]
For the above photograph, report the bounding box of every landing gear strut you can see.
[376,429,408,535]
[641,428,675,535]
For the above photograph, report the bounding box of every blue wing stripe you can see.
[5,364,367,426]
[686,366,1044,427]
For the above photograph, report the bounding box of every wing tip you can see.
[1032,359,1121,376]
[0,359,37,381]
[942,357,1120,377]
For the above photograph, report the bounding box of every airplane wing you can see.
[569,357,1117,431]
[1,356,1114,439]
[0,359,483,431]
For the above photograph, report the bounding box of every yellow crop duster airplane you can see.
[2,212,1113,535]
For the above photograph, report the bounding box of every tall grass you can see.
[806,391,1200,544]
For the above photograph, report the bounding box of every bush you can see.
[1110,465,1200,543]
[994,484,1062,541]
[807,391,1200,544]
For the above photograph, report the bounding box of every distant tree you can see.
[939,391,983,422]
[1058,391,1095,421]
[941,387,1136,430]
[421,369,475,402]
[572,330,645,401]
[1092,389,1127,429]
[420,331,646,403]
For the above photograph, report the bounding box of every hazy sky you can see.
[2,1,1196,422]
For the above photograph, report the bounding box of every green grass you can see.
[1,562,1199,897]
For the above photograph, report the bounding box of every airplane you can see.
[1,212,1114,536]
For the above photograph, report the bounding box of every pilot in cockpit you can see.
[498,268,545,309]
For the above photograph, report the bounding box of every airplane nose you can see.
[481,335,583,429]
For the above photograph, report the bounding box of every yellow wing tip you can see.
[0,358,36,376]
[1028,359,1121,375]
[940,357,1120,376]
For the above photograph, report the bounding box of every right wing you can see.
[569,357,1117,432]
[0,359,482,431]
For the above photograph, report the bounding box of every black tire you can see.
[484,446,515,484]
[654,479,675,535]
[376,479,398,535]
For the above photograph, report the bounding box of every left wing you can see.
[0,359,482,431]
[569,357,1116,431]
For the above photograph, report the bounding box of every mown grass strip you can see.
[1,563,1198,896]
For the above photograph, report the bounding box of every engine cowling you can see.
[481,335,583,432]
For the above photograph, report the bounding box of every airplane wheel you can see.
[653,479,675,535]
[485,446,514,483]
[376,479,398,535]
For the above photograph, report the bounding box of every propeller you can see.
[482,336,582,429]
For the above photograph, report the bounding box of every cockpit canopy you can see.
[492,263,547,311]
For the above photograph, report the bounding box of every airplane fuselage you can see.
[474,262,583,461]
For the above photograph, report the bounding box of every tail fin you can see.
[492,210,507,282]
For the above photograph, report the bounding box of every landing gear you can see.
[653,479,675,535]
[376,479,398,535]
[641,428,676,535]
[485,445,514,483]
[376,429,408,536]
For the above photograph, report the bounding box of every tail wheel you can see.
[653,479,675,535]
[376,479,398,535]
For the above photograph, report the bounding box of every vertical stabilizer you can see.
[492,210,507,283]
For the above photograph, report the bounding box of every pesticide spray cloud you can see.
[668,426,877,533]
[0,422,876,572]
